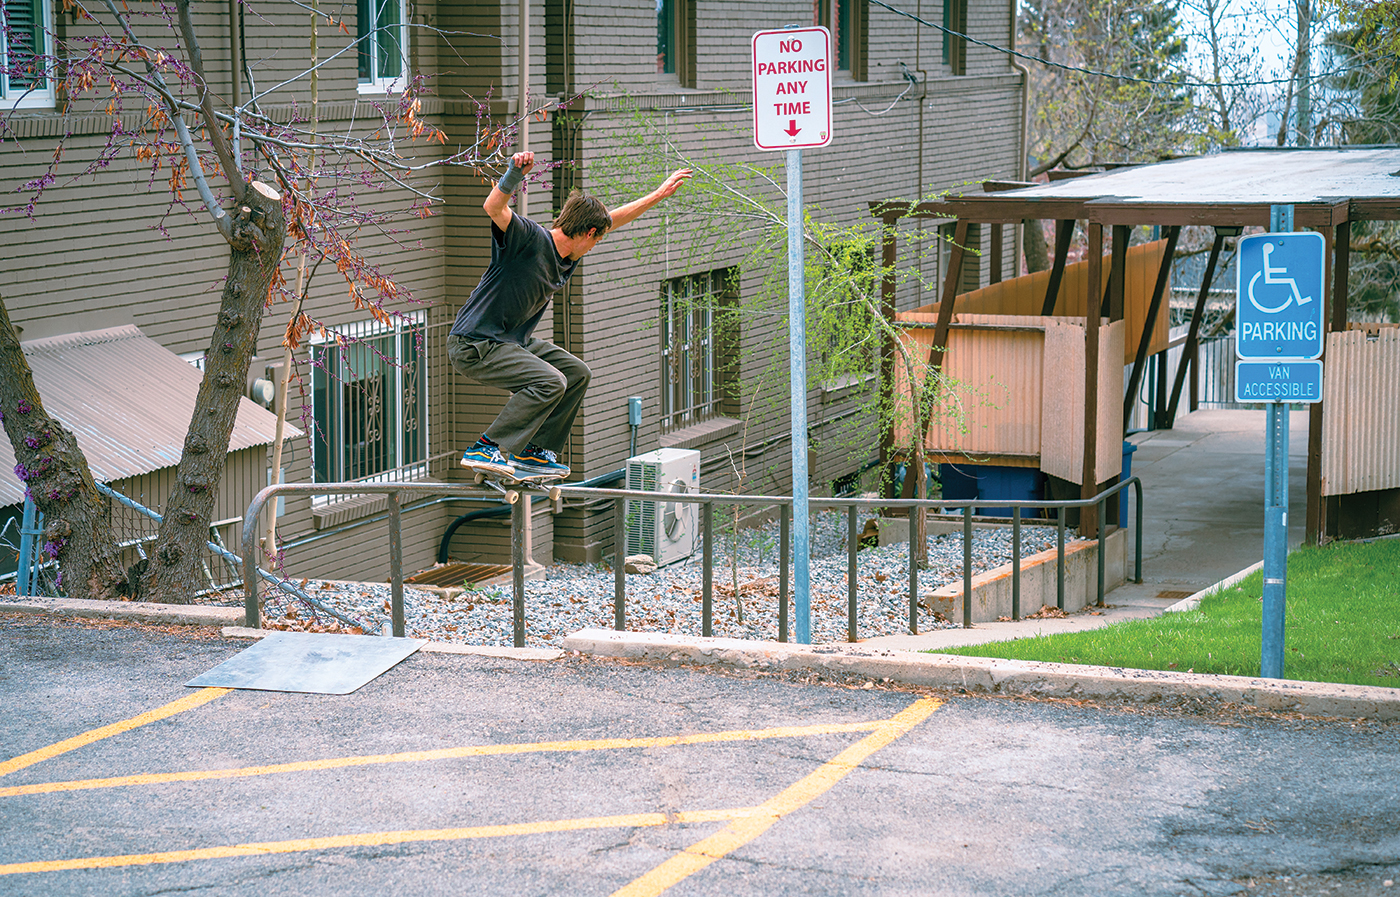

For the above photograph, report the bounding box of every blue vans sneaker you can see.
[460,442,515,478]
[509,444,570,480]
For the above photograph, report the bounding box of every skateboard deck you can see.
[466,465,563,502]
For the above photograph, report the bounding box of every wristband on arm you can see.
[497,161,525,195]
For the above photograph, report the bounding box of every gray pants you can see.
[447,334,591,454]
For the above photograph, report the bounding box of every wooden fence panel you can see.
[908,239,1171,364]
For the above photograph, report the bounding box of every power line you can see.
[869,0,1336,90]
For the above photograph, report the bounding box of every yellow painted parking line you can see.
[0,719,884,798]
[611,697,945,897]
[0,688,231,779]
[0,807,755,876]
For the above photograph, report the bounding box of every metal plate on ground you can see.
[187,631,427,695]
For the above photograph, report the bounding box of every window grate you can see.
[660,270,730,433]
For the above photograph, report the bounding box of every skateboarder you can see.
[449,151,692,481]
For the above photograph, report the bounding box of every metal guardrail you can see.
[241,479,1143,645]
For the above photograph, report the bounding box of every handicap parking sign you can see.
[1235,232,1325,360]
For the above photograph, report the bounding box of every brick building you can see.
[0,0,1024,586]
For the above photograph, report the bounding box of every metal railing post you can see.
[847,503,858,642]
[1096,495,1106,607]
[388,491,405,638]
[1134,478,1144,583]
[908,513,919,635]
[512,492,526,648]
[1056,509,1066,611]
[614,498,626,630]
[962,506,973,628]
[243,497,263,629]
[702,501,713,637]
[779,502,790,643]
[1012,505,1021,621]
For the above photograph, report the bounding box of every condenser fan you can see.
[661,479,689,542]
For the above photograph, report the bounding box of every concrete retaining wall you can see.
[916,526,1128,623]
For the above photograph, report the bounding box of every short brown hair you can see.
[554,189,612,238]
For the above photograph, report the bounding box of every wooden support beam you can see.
[1041,220,1074,316]
[990,223,1003,284]
[1166,231,1224,427]
[1123,225,1180,433]
[1082,223,1103,538]
[1108,224,1129,322]
[930,220,970,375]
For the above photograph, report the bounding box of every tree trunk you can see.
[0,300,127,600]
[138,181,285,603]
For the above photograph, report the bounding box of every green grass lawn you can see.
[932,538,1400,688]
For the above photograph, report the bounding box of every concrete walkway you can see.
[855,407,1310,652]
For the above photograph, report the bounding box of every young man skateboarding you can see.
[449,151,692,481]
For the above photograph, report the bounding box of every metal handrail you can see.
[241,478,1144,644]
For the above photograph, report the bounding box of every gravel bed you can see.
[257,511,1077,647]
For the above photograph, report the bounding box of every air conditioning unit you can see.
[625,448,700,567]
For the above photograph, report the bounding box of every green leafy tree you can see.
[591,109,970,570]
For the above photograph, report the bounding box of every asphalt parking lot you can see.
[3,613,1399,897]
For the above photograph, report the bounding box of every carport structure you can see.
[874,146,1400,542]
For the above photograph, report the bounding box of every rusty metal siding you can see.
[0,325,294,506]
[1322,328,1400,497]
[922,314,1046,459]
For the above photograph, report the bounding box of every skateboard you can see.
[468,465,563,503]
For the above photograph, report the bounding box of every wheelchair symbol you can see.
[1248,242,1314,314]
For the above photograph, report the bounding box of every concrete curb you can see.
[1164,560,1265,614]
[220,626,564,661]
[0,597,241,628]
[0,597,560,662]
[560,628,1400,721]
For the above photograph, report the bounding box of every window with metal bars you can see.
[1,0,51,108]
[357,0,408,92]
[310,313,427,485]
[660,269,733,432]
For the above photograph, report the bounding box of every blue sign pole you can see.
[788,147,811,644]
[1261,401,1287,679]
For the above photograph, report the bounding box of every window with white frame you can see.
[661,269,733,432]
[358,0,408,92]
[310,312,427,485]
[2,0,52,109]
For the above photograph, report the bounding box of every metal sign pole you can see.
[788,147,811,643]
[1261,202,1294,679]
[1262,400,1288,678]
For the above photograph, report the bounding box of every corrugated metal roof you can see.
[0,325,300,507]
[977,148,1400,205]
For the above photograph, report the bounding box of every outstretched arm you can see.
[607,168,693,232]
[484,151,535,231]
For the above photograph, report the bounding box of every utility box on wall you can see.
[625,449,701,567]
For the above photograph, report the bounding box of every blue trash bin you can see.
[1120,442,1138,526]
[975,465,1045,518]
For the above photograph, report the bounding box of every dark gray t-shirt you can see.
[450,213,579,345]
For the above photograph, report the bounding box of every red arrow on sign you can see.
[783,120,801,137]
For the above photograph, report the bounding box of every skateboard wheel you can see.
[473,471,485,485]
[547,486,562,501]
[506,490,520,504]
